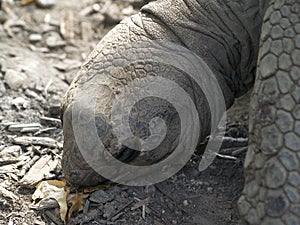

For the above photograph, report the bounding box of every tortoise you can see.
[61,0,300,224]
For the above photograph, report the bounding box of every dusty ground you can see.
[0,1,250,224]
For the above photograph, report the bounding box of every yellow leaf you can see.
[20,0,35,6]
[47,179,67,189]
[32,180,68,223]
[67,193,89,219]
[83,183,115,193]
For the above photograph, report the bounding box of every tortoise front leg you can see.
[238,0,300,224]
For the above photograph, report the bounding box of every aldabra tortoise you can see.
[61,0,300,224]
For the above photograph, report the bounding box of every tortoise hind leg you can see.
[238,0,300,224]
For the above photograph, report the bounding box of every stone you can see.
[89,190,114,204]
[36,0,56,8]
[46,34,66,49]
[4,69,27,90]
[29,34,42,43]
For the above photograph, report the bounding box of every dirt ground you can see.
[0,1,251,224]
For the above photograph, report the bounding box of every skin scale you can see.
[61,0,300,224]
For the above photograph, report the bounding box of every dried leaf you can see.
[67,193,89,219]
[46,179,67,188]
[83,184,114,193]
[32,180,69,223]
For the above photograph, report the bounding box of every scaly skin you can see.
[238,0,300,224]
[61,0,300,224]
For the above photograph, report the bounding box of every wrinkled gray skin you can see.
[61,0,300,224]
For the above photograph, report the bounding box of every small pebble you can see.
[46,35,66,48]
[12,97,29,109]
[89,190,114,204]
[183,200,188,206]
[207,187,213,192]
[92,4,101,12]
[105,4,122,25]
[122,6,135,16]
[29,33,42,43]
[36,0,56,8]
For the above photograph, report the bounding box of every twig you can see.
[40,116,61,124]
[222,136,248,143]
[12,136,59,148]
[131,197,151,210]
[8,123,42,132]
[19,155,40,177]
[232,146,248,156]
[142,205,146,220]
[34,127,57,136]
[44,79,53,97]
[0,159,20,167]
[214,152,237,160]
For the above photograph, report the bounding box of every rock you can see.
[53,59,81,72]
[11,97,29,109]
[104,3,122,25]
[128,0,152,8]
[36,0,56,9]
[46,34,66,48]
[103,202,116,219]
[0,38,68,93]
[183,200,188,206]
[79,4,101,16]
[29,33,42,43]
[122,6,135,16]
[89,190,114,204]
[4,69,27,90]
